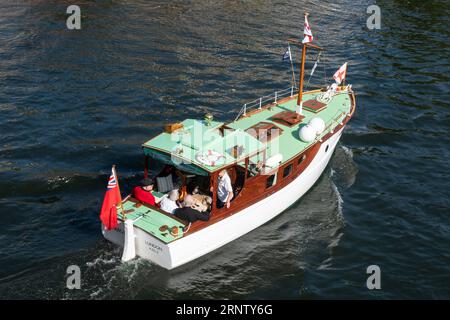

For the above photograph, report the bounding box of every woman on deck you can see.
[160,190,180,214]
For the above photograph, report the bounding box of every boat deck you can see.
[118,196,187,244]
[122,89,354,244]
[227,90,353,165]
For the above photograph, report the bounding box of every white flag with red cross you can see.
[333,62,348,84]
[302,15,313,44]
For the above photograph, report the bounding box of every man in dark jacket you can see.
[173,206,210,223]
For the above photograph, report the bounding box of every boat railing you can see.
[234,86,298,121]
[315,110,349,142]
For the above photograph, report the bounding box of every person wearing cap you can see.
[133,177,156,206]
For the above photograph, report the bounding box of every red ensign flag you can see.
[99,167,121,230]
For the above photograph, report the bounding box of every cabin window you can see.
[266,174,277,189]
[297,154,306,166]
[283,164,293,178]
[229,145,244,158]
[325,145,329,152]
[246,152,265,178]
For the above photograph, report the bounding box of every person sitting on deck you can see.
[160,189,180,214]
[210,169,233,209]
[173,195,210,223]
[133,177,156,206]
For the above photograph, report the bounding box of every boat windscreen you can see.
[143,147,209,176]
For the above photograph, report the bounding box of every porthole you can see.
[283,164,293,178]
[298,154,306,166]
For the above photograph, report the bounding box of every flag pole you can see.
[343,64,347,88]
[112,164,126,220]
[296,42,307,107]
[296,43,307,115]
[296,12,309,116]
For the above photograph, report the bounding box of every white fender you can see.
[121,219,136,262]
[299,125,316,142]
[309,117,326,135]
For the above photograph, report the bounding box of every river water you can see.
[0,0,449,299]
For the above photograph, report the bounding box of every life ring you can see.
[195,150,225,167]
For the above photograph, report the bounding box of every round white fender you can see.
[121,219,136,262]
[309,117,326,135]
[299,124,316,142]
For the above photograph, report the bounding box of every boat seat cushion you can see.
[156,175,174,193]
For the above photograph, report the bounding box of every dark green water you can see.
[0,0,449,299]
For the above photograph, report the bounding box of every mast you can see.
[289,12,323,117]
[296,39,307,113]
[296,12,309,116]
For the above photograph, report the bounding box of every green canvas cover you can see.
[143,118,266,173]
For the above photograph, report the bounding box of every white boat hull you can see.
[103,126,344,269]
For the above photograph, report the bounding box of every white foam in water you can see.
[330,168,336,178]
[88,274,118,300]
[331,144,358,190]
[86,256,119,268]
[330,181,345,226]
[341,145,354,159]
[84,251,154,299]
[89,288,104,299]
[115,257,148,284]
[46,176,72,190]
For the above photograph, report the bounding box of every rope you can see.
[288,42,297,88]
[305,51,322,89]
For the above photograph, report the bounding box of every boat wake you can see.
[82,249,155,299]
[314,144,357,271]
[130,146,359,298]
[330,179,345,226]
[330,143,358,190]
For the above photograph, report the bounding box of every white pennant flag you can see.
[333,62,348,84]
[282,44,292,61]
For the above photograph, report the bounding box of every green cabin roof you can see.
[143,90,352,174]
[143,118,266,173]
